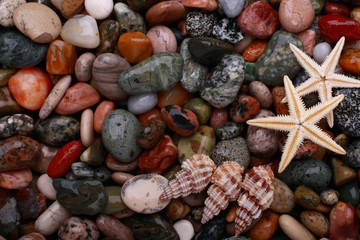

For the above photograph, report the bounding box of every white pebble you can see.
[85,0,113,20]
[173,219,195,240]
[37,174,57,200]
[80,108,95,147]
[313,42,332,64]
[127,92,158,115]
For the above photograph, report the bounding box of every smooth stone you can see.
[188,37,234,66]
[35,116,80,147]
[75,52,96,82]
[37,174,57,200]
[279,214,316,240]
[84,0,113,20]
[195,211,226,240]
[13,3,61,43]
[97,20,121,55]
[219,0,245,18]
[137,119,165,149]
[145,1,185,26]
[184,98,211,125]
[177,125,216,164]
[313,42,332,64]
[300,210,329,237]
[272,86,289,115]
[93,166,111,183]
[270,178,295,213]
[0,69,16,87]
[0,114,34,139]
[311,0,325,14]
[294,185,321,209]
[245,210,280,240]
[249,81,273,108]
[61,15,100,49]
[80,138,105,166]
[58,217,100,240]
[80,109,94,148]
[127,92,158,115]
[338,180,360,206]
[212,18,243,44]
[211,136,250,168]
[103,186,127,214]
[34,201,71,236]
[345,139,360,168]
[320,189,339,205]
[0,29,48,68]
[96,215,134,240]
[114,3,146,34]
[71,162,94,179]
[0,87,23,116]
[253,30,303,86]
[53,178,106,215]
[32,144,58,174]
[105,154,138,172]
[215,122,243,141]
[296,29,316,56]
[15,187,47,220]
[0,0,26,27]
[130,213,179,240]
[279,0,315,33]
[185,11,217,38]
[147,25,177,54]
[166,198,184,220]
[93,100,116,134]
[156,82,195,108]
[0,168,32,189]
[242,39,268,62]
[200,54,244,108]
[0,197,20,240]
[278,158,332,192]
[18,233,46,240]
[112,172,134,185]
[173,219,195,240]
[329,157,356,186]
[329,201,359,239]
[180,38,208,93]
[118,52,184,94]
[121,173,170,214]
[102,109,142,162]
[92,53,130,101]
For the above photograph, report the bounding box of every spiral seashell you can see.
[201,161,244,224]
[235,165,274,236]
[159,154,216,200]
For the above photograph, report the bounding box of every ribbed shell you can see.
[201,161,244,224]
[159,154,216,200]
[235,165,274,236]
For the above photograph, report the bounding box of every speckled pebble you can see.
[345,139,360,168]
[212,18,243,44]
[0,0,26,27]
[215,122,243,141]
[185,11,217,38]
[0,114,34,139]
[58,217,100,240]
[270,178,295,213]
[320,189,339,205]
[300,210,329,237]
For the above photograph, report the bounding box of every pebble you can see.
[32,144,57,174]
[114,2,146,34]
[210,108,228,130]
[219,0,245,18]
[212,18,243,44]
[329,157,356,186]
[200,54,245,108]
[294,185,321,209]
[270,178,295,213]
[185,11,217,38]
[0,114,34,139]
[338,180,360,206]
[339,49,360,75]
[105,154,138,172]
[59,0,85,19]
[103,186,127,214]
[166,198,184,220]
[84,0,113,20]
[211,136,250,168]
[147,25,177,54]
[249,81,273,108]
[0,69,16,87]
[300,210,329,237]
[173,219,195,240]
[121,173,170,214]
[325,1,350,17]
[278,0,315,33]
[58,217,100,240]
[242,40,268,63]
[320,189,339,205]
[80,138,105,166]
[61,15,100,49]
[117,32,152,64]
[0,168,32,189]
[137,119,166,149]
[18,233,46,240]
[34,201,71,236]
[54,82,100,115]
[13,3,61,43]
[75,52,96,82]
[0,0,26,27]
[279,214,316,240]
[296,29,316,56]
[37,174,57,201]
[128,92,158,115]
[96,215,134,240]
[145,1,184,26]
[71,162,94,179]
[313,42,332,64]
[80,109,94,147]
[93,100,115,134]
[102,109,142,162]
[118,52,184,94]
[35,115,80,147]
[184,98,211,125]
[112,172,134,185]
[319,14,360,43]
[0,197,21,239]
[272,86,289,115]
[16,187,47,220]
[46,40,77,75]
[245,210,279,240]
[157,82,194,108]
[229,95,260,123]
[0,29,48,68]
[329,201,359,239]
[215,122,243,141]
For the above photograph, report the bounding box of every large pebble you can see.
[75,52,96,82]
[246,210,279,240]
[102,109,142,162]
[345,139,360,168]
[13,3,61,43]
[270,178,295,213]
[97,20,120,55]
[0,0,26,27]
[96,215,134,240]
[212,18,243,44]
[279,214,316,240]
[0,114,34,139]
[114,2,146,33]
[58,217,100,240]
[147,25,177,54]
[279,0,315,33]
[185,11,217,38]
[329,201,359,239]
[300,210,329,237]
[84,0,113,20]
[145,1,185,26]
[127,92,158,115]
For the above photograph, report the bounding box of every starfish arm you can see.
[278,127,304,173]
[322,37,345,75]
[327,73,360,88]
[246,115,296,132]
[304,94,344,125]
[289,43,322,78]
[281,77,319,103]
[284,76,306,119]
[304,125,346,155]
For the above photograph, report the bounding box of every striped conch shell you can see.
[201,161,244,224]
[235,165,274,236]
[159,154,216,200]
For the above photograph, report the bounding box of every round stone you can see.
[219,0,245,18]
[270,178,295,213]
[84,0,113,20]
[147,25,177,54]
[313,42,332,64]
[127,92,158,115]
[121,173,170,214]
[279,0,315,33]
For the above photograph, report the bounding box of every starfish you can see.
[283,36,360,128]
[247,76,346,173]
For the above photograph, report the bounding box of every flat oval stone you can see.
[118,52,184,94]
[114,2,146,34]
[0,114,34,139]
[145,1,185,26]
[249,81,273,109]
[13,3,61,43]
[279,214,316,240]
[127,92,158,115]
[0,0,26,27]
[0,29,48,68]
[270,178,295,213]
[294,185,321,209]
[121,173,170,214]
[53,178,106,215]
[75,52,96,82]
[200,54,244,108]
[35,115,80,147]
[102,109,142,162]
[96,215,134,240]
[279,0,315,33]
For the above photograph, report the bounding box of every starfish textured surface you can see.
[247,76,346,173]
[284,36,360,128]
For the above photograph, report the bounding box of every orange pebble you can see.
[242,40,268,62]
[46,40,77,74]
[272,86,289,115]
[181,0,218,11]
[226,203,238,223]
[138,108,161,126]
[117,32,152,64]
[94,100,116,134]
[339,49,360,75]
[157,82,194,108]
[246,210,279,240]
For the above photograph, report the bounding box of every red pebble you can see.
[93,100,115,134]
[138,108,162,126]
[318,14,360,43]
[15,188,47,220]
[229,95,260,123]
[161,104,199,136]
[272,86,289,115]
[237,1,279,39]
[8,67,51,111]
[47,141,82,178]
[137,135,178,174]
[329,201,359,240]
[279,138,319,159]
[324,1,350,17]
[242,40,268,62]
[0,168,32,189]
[210,108,228,130]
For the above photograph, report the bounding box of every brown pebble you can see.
[249,81,272,108]
[166,198,185,220]
[112,208,135,219]
[105,154,138,172]
[300,210,329,237]
[182,191,207,207]
[18,232,46,240]
[96,215,134,240]
[226,203,238,223]
[145,1,185,26]
[75,52,96,82]
[272,86,289,115]
[246,210,279,240]
[111,172,134,185]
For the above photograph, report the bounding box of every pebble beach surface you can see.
[0,0,360,239]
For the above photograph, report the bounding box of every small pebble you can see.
[127,92,158,115]
[279,214,316,240]
[313,42,332,64]
[147,25,177,54]
[173,219,195,240]
[84,0,113,20]
[58,217,100,240]
[249,81,273,108]
[300,210,329,237]
[75,52,96,82]
[36,174,58,201]
[320,189,339,205]
[80,109,95,148]
[96,215,134,240]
